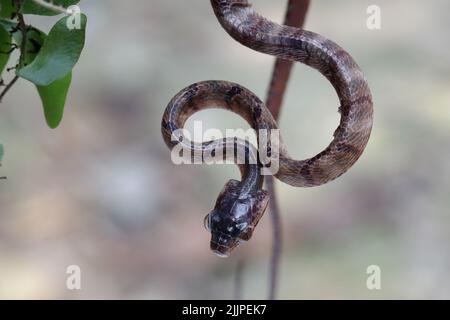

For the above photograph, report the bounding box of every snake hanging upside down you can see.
[161,0,374,257]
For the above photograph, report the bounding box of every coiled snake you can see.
[161,0,373,257]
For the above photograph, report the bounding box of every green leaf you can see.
[28,29,72,129]
[37,71,71,128]
[17,13,86,86]
[28,27,73,129]
[16,25,73,129]
[0,0,15,19]
[0,23,11,74]
[20,0,80,16]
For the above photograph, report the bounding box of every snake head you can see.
[203,179,269,257]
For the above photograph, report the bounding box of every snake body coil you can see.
[162,0,373,257]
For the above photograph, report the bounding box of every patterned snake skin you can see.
[161,0,373,257]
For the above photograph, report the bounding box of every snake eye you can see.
[203,214,211,232]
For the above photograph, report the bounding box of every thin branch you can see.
[0,75,19,102]
[265,0,310,300]
[266,0,310,119]
[15,1,28,69]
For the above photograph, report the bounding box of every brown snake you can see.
[161,0,374,257]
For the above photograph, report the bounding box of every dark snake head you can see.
[204,179,269,257]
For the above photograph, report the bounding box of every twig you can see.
[15,2,28,69]
[266,178,281,300]
[265,0,310,300]
[0,75,19,102]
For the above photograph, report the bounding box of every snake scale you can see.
[161,0,373,257]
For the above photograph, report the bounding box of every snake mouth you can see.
[210,233,239,258]
[210,240,234,258]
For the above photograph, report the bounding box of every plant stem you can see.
[0,75,19,102]
[266,0,310,300]
[15,0,28,69]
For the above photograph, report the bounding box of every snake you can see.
[161,0,374,257]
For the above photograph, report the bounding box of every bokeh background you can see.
[1,0,449,299]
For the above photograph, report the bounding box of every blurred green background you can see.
[1,0,449,299]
